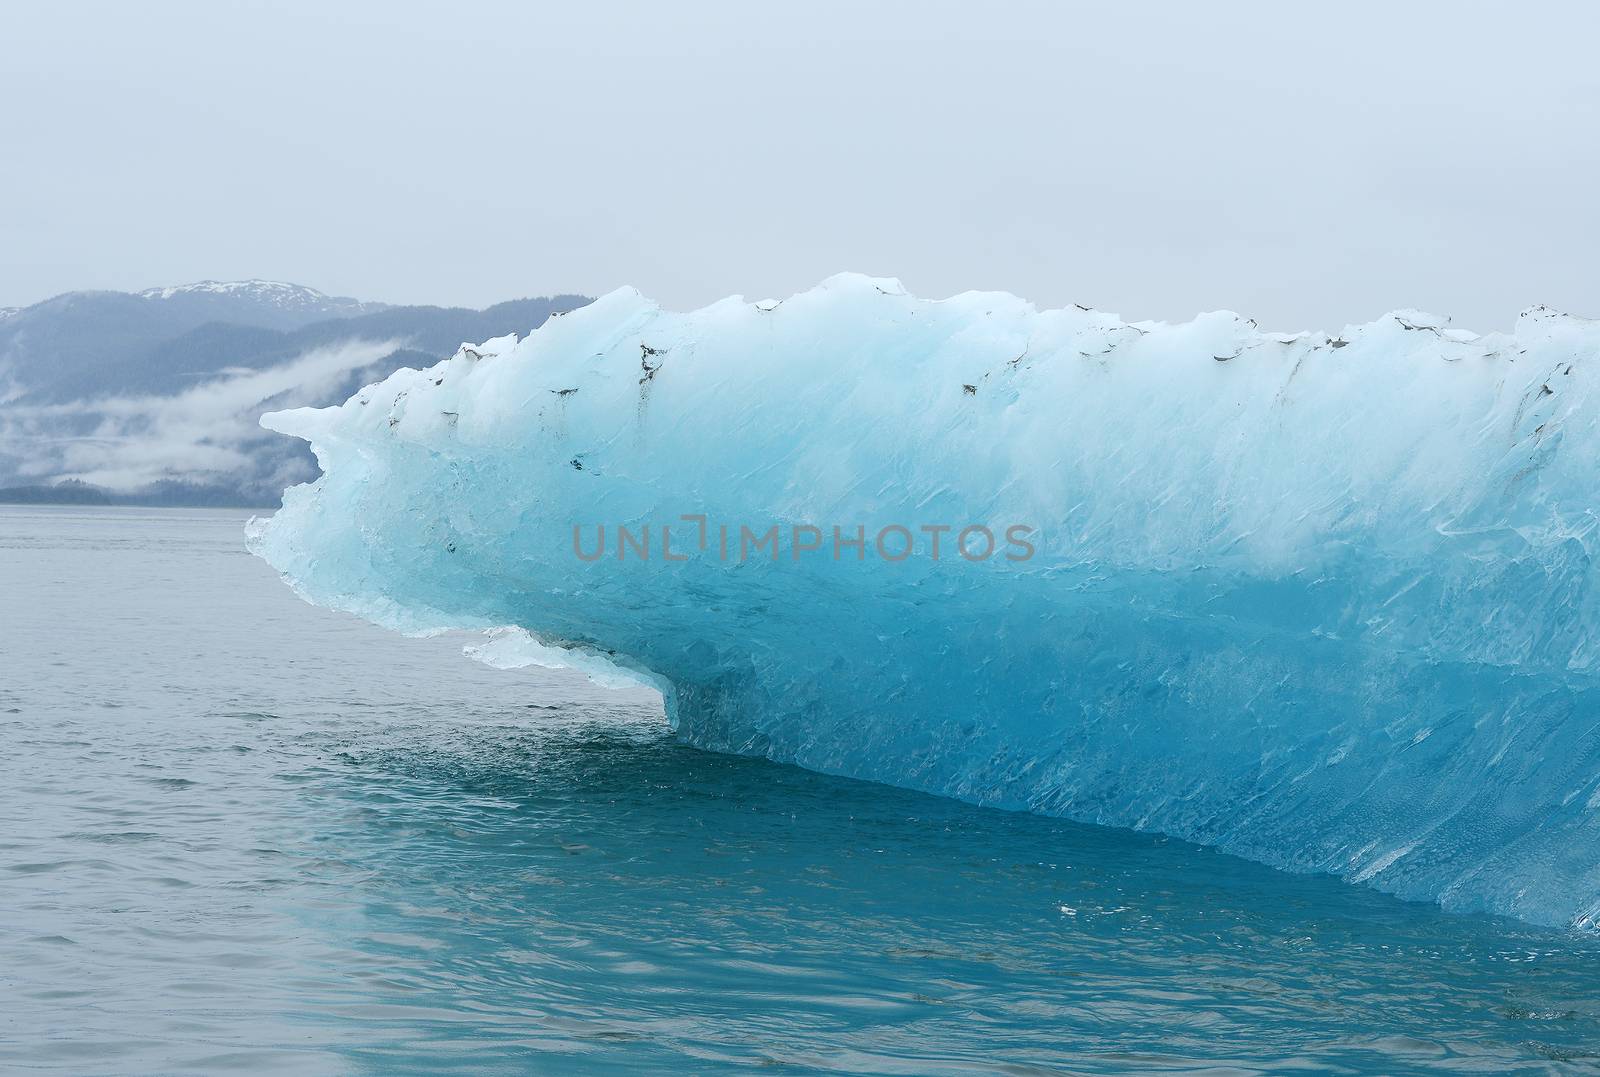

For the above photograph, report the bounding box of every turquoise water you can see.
[3,506,1600,1074]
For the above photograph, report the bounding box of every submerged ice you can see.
[248,275,1600,927]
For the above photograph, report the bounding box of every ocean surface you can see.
[3,505,1600,1076]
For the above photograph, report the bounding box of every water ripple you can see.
[4,505,1600,1074]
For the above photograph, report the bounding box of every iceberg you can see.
[248,274,1600,928]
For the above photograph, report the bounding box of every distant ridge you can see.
[0,479,265,508]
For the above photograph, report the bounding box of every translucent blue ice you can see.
[248,274,1600,927]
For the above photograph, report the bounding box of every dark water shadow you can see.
[280,711,1600,1075]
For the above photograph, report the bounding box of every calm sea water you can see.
[3,505,1599,1075]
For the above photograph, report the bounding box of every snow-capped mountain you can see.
[135,279,387,322]
[138,279,326,301]
[0,280,397,408]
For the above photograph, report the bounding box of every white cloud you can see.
[0,339,400,493]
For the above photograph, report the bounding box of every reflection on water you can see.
[3,506,1600,1074]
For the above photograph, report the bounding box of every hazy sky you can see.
[4,1,1597,330]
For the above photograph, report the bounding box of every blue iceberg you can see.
[248,274,1600,927]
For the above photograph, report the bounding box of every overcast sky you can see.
[4,1,1596,330]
